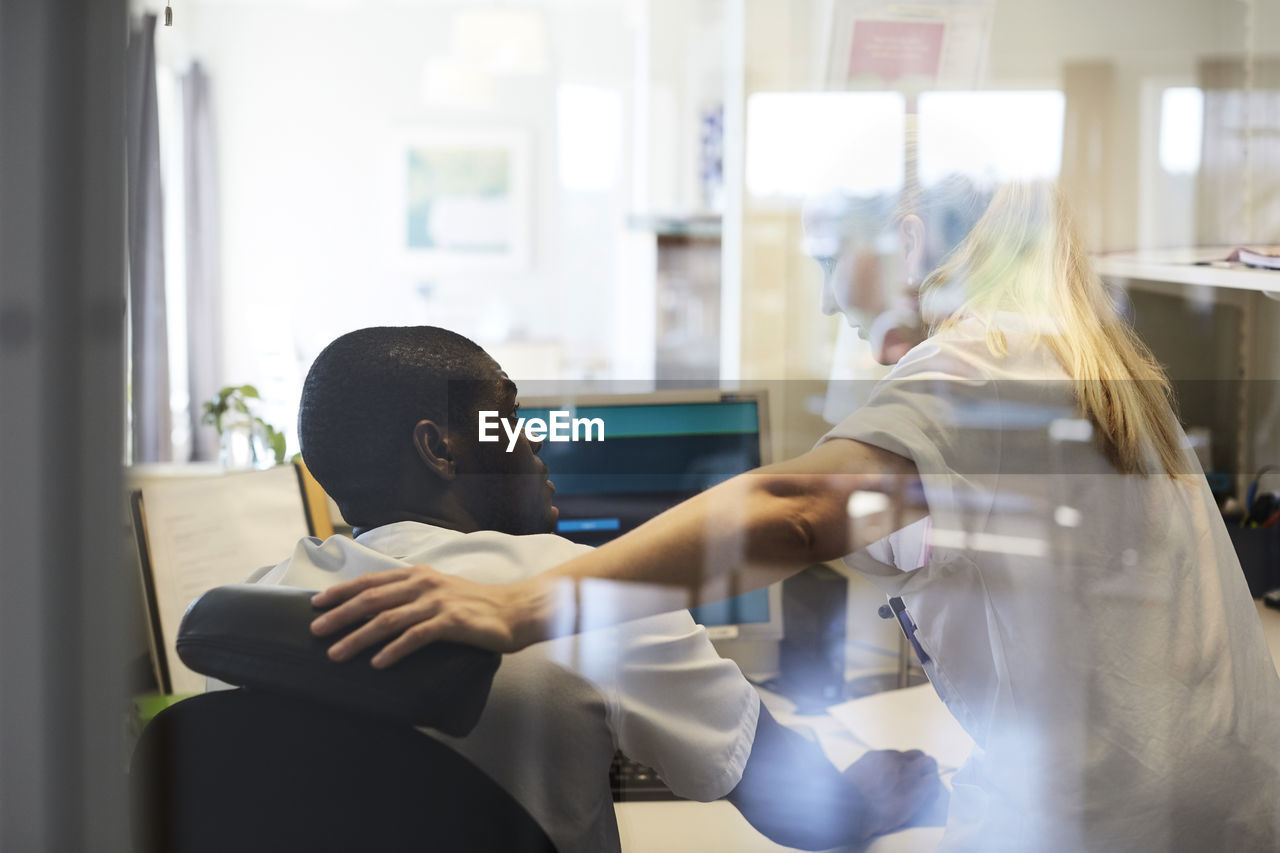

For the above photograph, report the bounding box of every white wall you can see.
[646,0,725,214]
[985,0,1278,254]
[180,0,643,442]
[986,0,1256,82]
[170,0,1280,455]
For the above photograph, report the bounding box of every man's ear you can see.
[900,214,926,286]
[412,419,456,481]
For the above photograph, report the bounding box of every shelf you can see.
[1094,247,1280,296]
[626,213,722,239]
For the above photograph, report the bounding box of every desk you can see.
[618,602,1280,853]
[616,799,942,853]
[616,687,957,853]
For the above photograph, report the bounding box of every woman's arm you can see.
[311,439,920,665]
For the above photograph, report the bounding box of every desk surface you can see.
[616,799,942,853]
[617,600,1280,853]
[616,684,955,853]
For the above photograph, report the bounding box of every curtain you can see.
[183,62,224,462]
[1197,57,1280,245]
[126,13,172,462]
[1059,61,1116,252]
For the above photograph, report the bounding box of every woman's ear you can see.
[900,214,926,286]
[412,420,456,481]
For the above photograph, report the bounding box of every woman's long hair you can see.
[918,181,1188,478]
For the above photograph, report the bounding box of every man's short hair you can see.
[299,326,493,525]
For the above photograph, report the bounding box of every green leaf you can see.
[269,430,287,466]
[205,383,283,450]
[256,418,287,466]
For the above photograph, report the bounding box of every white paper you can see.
[827,683,975,770]
[136,465,312,694]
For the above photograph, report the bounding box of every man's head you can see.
[299,326,556,536]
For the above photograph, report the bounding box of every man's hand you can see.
[309,566,549,666]
[727,705,947,849]
[844,749,949,836]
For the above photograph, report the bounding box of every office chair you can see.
[130,585,558,853]
[131,689,557,853]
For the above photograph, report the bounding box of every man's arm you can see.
[727,704,946,850]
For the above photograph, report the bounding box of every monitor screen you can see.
[520,392,777,633]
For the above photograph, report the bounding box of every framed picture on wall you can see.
[398,128,531,271]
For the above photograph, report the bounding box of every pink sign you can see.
[847,20,945,84]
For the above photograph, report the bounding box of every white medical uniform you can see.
[823,316,1280,852]
[250,521,759,853]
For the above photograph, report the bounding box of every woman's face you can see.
[803,199,926,364]
[817,243,887,329]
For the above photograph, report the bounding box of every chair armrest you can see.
[177,584,500,737]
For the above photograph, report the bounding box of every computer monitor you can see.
[519,390,783,652]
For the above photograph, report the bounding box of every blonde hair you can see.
[919,182,1188,478]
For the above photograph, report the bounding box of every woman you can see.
[311,180,1280,851]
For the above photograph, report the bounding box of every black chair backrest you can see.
[175,584,502,735]
[131,688,558,853]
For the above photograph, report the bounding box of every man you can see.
[254,325,943,853]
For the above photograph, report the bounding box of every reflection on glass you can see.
[1159,86,1204,175]
[745,92,905,199]
[917,90,1065,184]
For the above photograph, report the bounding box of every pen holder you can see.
[1224,515,1280,598]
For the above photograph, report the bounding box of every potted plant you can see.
[201,384,287,469]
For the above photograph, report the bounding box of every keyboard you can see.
[609,751,682,802]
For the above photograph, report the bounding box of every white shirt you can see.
[823,317,1280,852]
[251,522,759,853]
